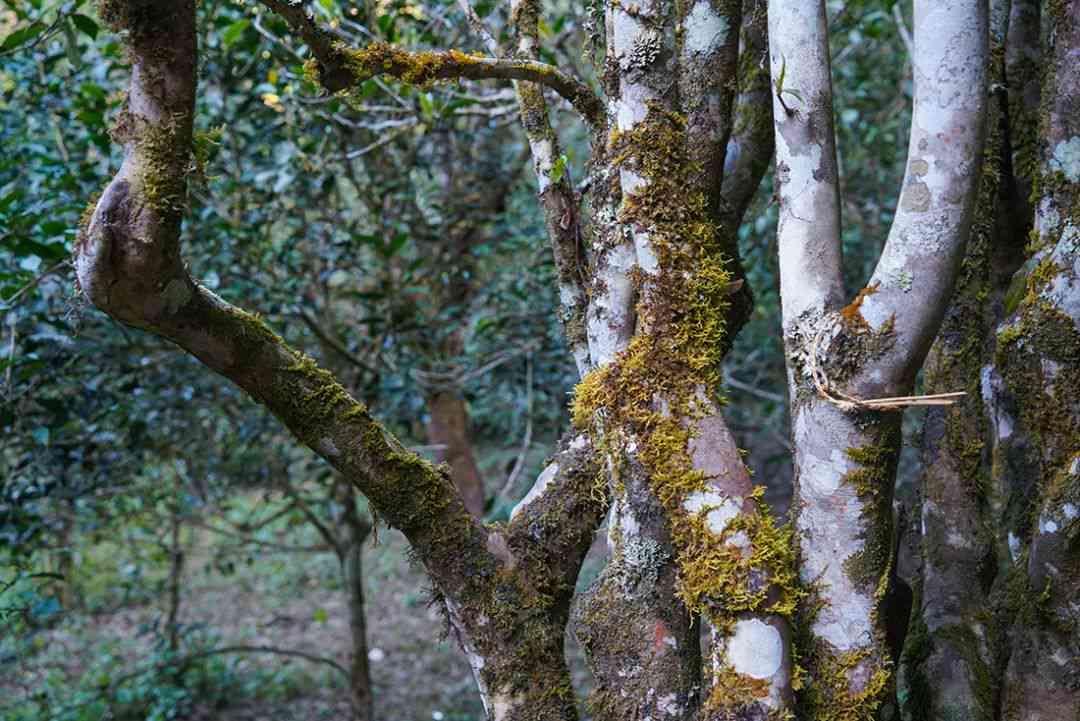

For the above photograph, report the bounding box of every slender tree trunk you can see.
[426,389,486,517]
[166,492,184,653]
[768,1,989,717]
[336,483,374,721]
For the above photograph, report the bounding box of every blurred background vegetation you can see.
[0,0,915,718]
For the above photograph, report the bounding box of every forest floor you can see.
[1,504,604,721]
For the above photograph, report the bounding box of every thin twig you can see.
[892,4,914,58]
[456,0,502,56]
[0,260,71,310]
[725,375,787,404]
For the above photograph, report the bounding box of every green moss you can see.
[841,433,901,594]
[97,0,166,37]
[570,105,800,711]
[800,644,892,721]
[339,42,490,87]
[897,580,931,721]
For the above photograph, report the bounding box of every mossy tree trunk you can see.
[767,1,989,718]
[568,0,799,719]
[901,2,1080,720]
[994,0,1080,715]
[76,3,608,719]
[899,2,1036,719]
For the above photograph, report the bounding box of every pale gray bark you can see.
[768,1,989,716]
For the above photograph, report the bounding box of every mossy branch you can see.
[258,0,604,127]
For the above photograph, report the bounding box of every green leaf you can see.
[551,154,569,184]
[69,13,98,39]
[0,20,45,52]
[222,19,250,49]
[312,607,328,624]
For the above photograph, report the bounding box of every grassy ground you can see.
[1,480,608,721]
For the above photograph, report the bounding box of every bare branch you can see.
[457,0,502,56]
[891,4,914,59]
[721,0,774,227]
[499,355,533,499]
[503,0,592,373]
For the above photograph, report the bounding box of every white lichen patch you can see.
[799,446,853,495]
[656,692,682,717]
[727,530,752,554]
[1050,136,1080,182]
[683,490,742,534]
[727,618,783,679]
[684,0,730,56]
[529,138,556,193]
[510,460,559,521]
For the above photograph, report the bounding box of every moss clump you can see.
[104,101,192,221]
[800,642,892,721]
[571,106,799,709]
[840,430,902,596]
[98,0,168,37]
[342,42,482,86]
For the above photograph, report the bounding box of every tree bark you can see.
[75,5,609,719]
[899,3,1031,718]
[426,390,486,517]
[996,2,1080,716]
[337,483,374,721]
[768,0,988,717]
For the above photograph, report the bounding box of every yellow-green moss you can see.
[801,644,892,721]
[570,107,799,707]
[341,42,484,86]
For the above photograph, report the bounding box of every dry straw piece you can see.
[808,325,965,412]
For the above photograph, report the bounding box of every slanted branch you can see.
[258,0,604,127]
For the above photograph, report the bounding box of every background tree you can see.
[3,0,1078,720]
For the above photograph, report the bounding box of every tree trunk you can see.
[426,390,486,517]
[337,484,374,721]
[768,1,989,717]
[899,3,1033,718]
[995,1,1080,715]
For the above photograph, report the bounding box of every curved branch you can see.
[505,0,593,374]
[720,0,774,228]
[75,0,493,623]
[505,433,605,598]
[857,0,989,390]
[258,0,604,127]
